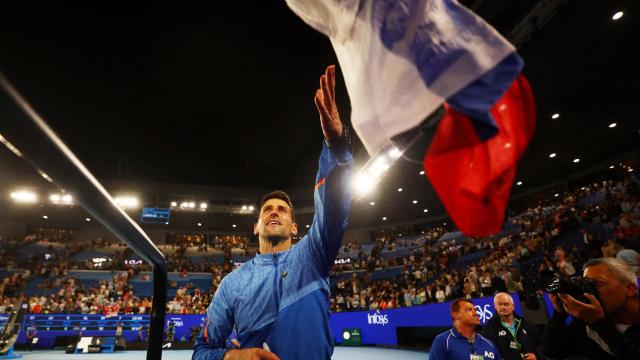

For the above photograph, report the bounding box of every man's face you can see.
[584,264,633,314]
[453,301,480,326]
[494,294,515,318]
[254,198,297,244]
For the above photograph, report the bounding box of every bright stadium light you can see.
[248,205,254,211]
[200,202,208,209]
[170,201,177,207]
[188,202,196,208]
[549,153,556,158]
[423,209,428,213]
[50,193,73,205]
[38,170,53,183]
[306,224,310,228]
[197,222,202,227]
[608,122,617,128]
[412,200,417,204]
[241,205,248,211]
[85,218,91,222]
[114,195,139,209]
[516,181,523,186]
[43,215,48,219]
[180,202,188,208]
[554,193,560,197]
[232,224,237,228]
[573,158,580,163]
[397,188,403,192]
[353,173,377,196]
[612,11,624,20]
[0,133,23,157]
[609,165,615,169]
[10,190,38,204]
[419,170,425,175]
[352,144,406,198]
[551,113,560,119]
[370,202,375,206]
[382,216,387,221]
[388,147,402,159]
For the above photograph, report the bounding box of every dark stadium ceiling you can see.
[1,0,639,231]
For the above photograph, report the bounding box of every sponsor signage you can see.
[330,294,521,345]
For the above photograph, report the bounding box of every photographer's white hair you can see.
[585,257,638,288]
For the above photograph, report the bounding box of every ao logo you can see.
[367,310,389,326]
[498,330,507,336]
[474,304,494,323]
[484,351,495,359]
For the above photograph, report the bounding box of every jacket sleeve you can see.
[587,317,640,359]
[429,334,449,360]
[543,311,582,359]
[302,139,353,274]
[192,279,235,360]
[529,320,546,360]
[480,320,497,346]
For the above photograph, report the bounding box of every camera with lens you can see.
[539,270,598,302]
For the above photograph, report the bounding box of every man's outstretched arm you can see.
[306,65,353,272]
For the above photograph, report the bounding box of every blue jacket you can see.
[193,141,353,360]
[430,328,502,360]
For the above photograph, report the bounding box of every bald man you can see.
[481,292,544,360]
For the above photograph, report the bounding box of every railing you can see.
[0,72,168,360]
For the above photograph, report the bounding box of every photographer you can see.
[544,258,640,359]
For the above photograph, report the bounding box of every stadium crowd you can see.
[0,175,638,316]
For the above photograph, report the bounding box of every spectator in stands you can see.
[26,322,37,351]
[430,298,501,360]
[481,292,543,360]
[193,65,351,360]
[544,258,640,359]
[165,321,175,343]
[480,271,493,296]
[137,326,146,342]
[555,249,576,276]
[601,239,624,258]
[616,249,640,275]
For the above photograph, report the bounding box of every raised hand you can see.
[314,65,343,141]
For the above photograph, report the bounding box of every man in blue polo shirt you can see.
[431,298,502,360]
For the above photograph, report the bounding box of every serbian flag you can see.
[286,0,535,236]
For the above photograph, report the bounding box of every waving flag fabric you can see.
[286,0,535,236]
[425,76,536,236]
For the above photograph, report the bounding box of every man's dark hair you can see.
[260,190,295,222]
[450,298,474,318]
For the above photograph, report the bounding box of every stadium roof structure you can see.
[1,0,638,231]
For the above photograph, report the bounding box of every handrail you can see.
[0,72,167,360]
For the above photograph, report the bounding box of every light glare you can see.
[10,190,38,204]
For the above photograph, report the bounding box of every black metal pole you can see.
[0,72,167,360]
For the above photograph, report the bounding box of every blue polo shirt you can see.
[430,328,502,360]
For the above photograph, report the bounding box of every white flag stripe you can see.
[286,0,517,155]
